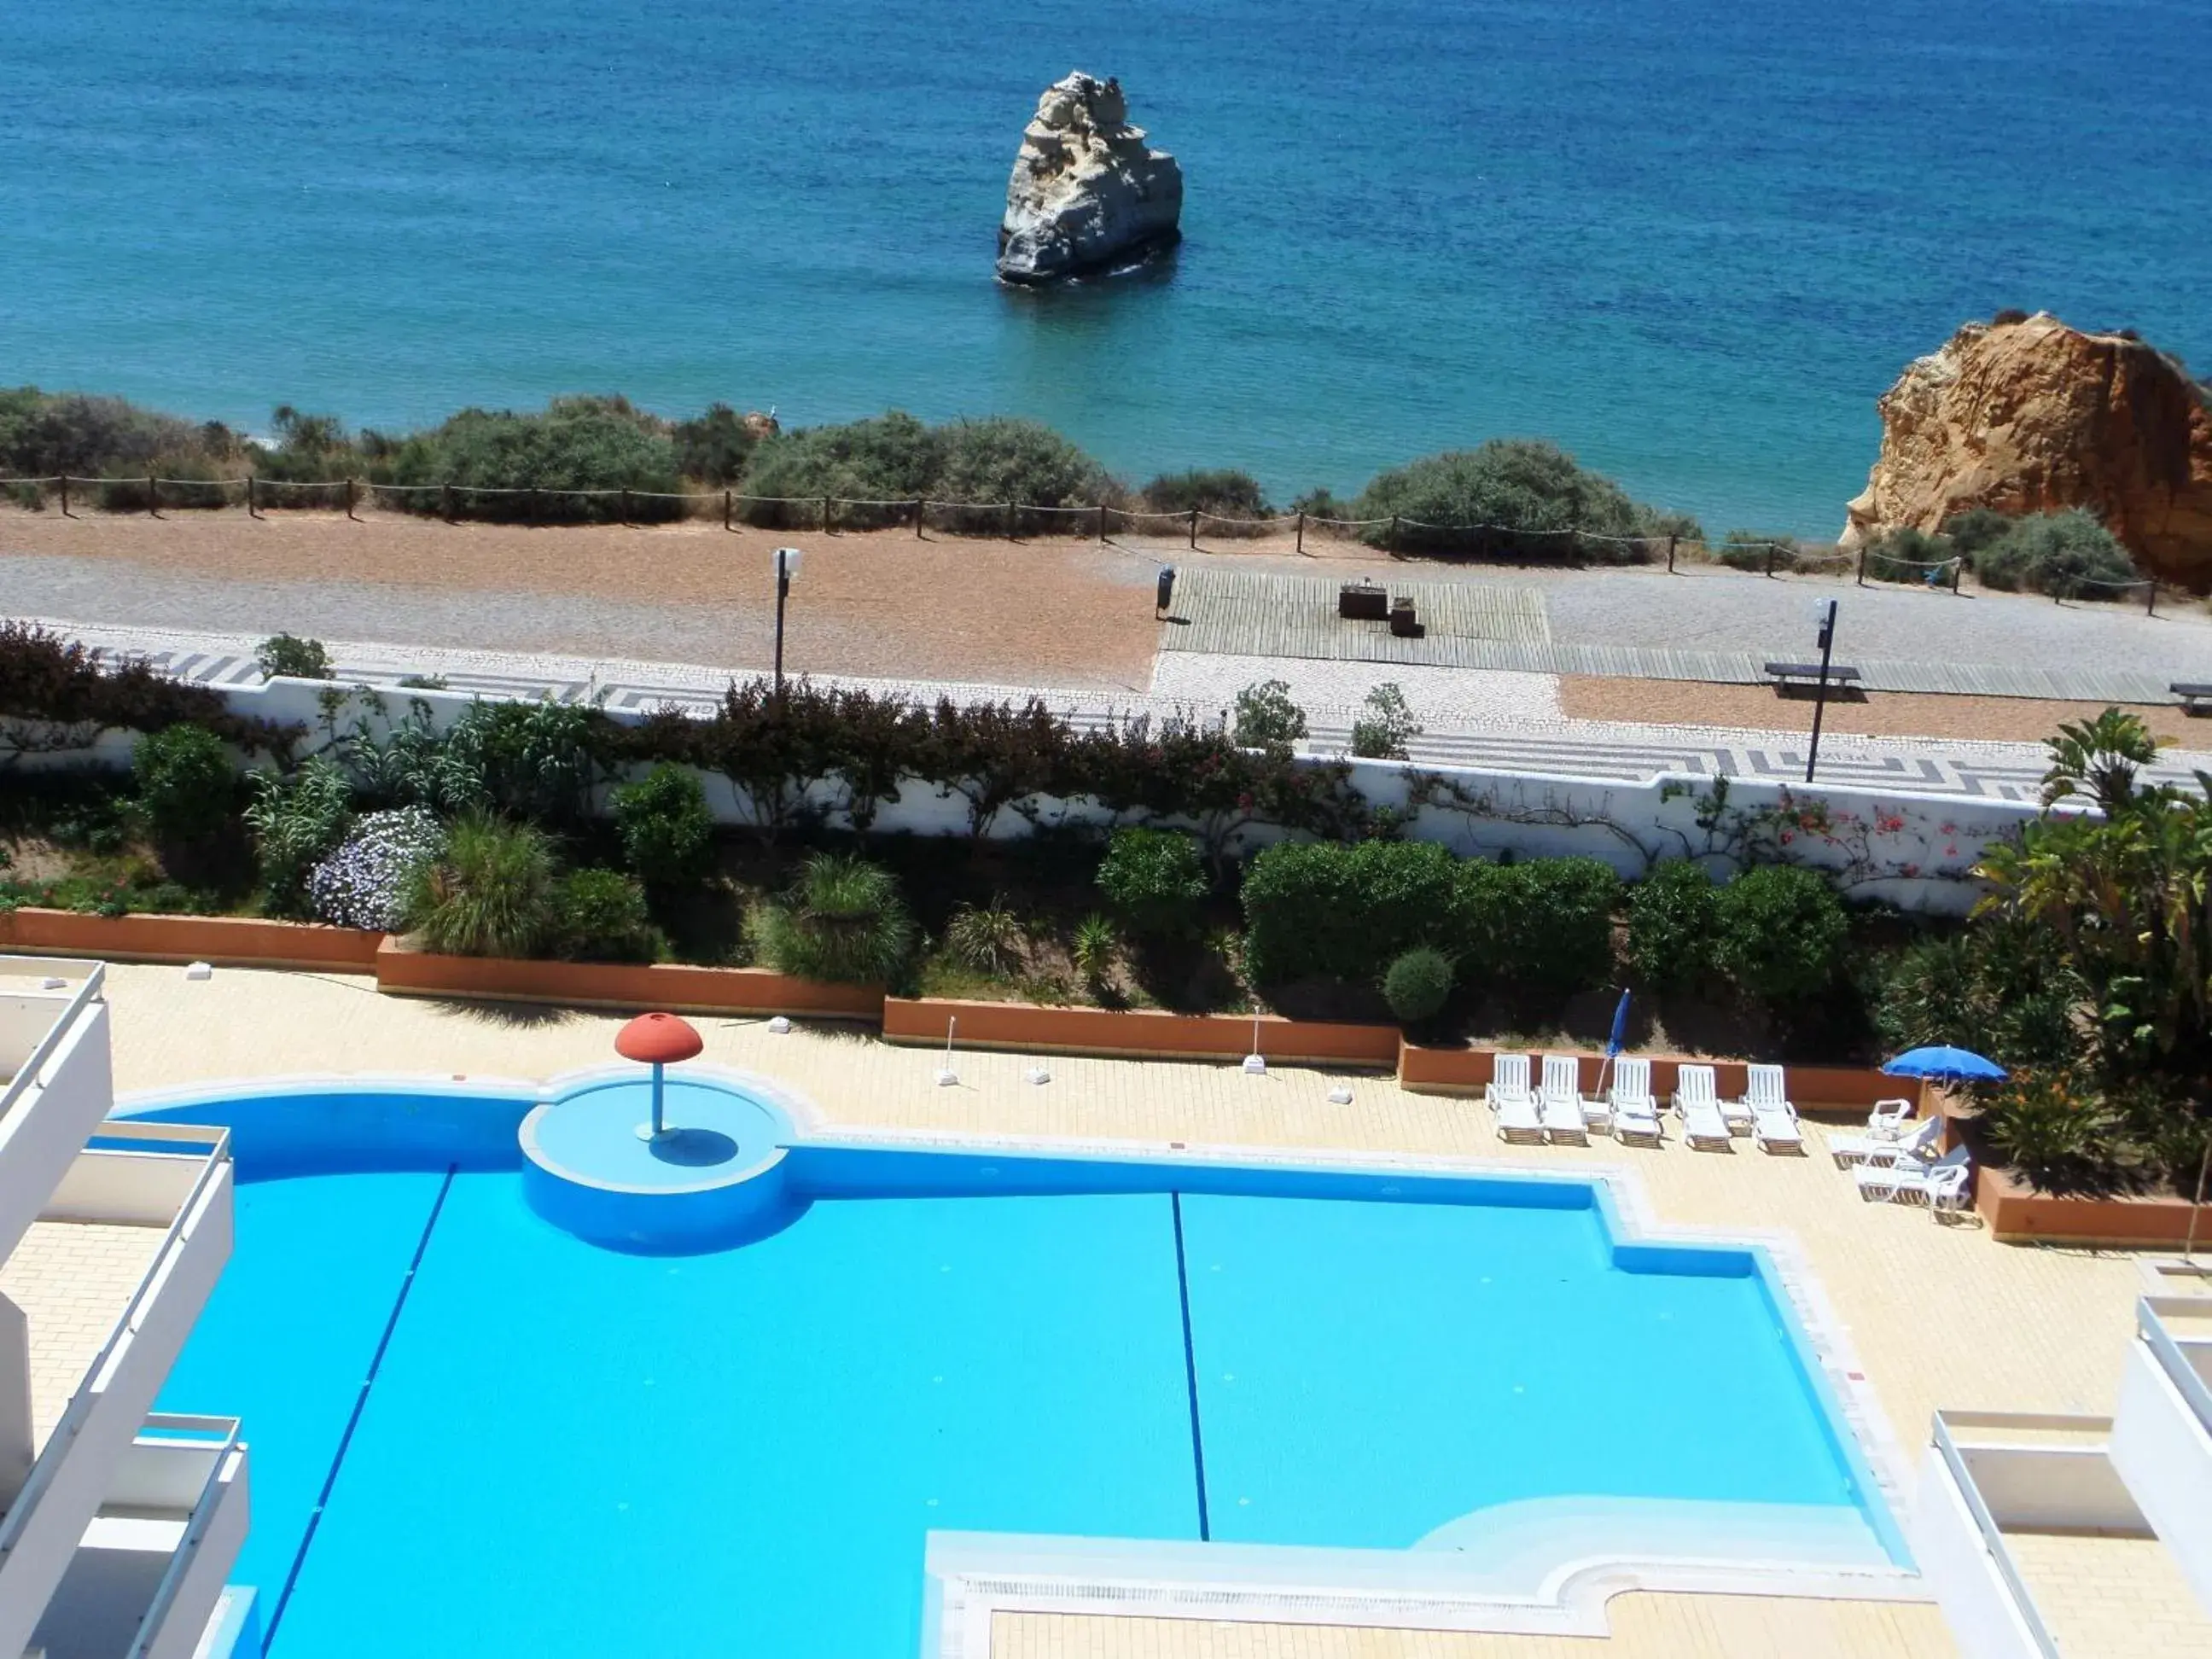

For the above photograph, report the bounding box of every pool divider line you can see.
[1168,1190,1212,1542]
[265,1163,459,1648]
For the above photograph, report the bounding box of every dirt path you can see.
[1562,676,2204,745]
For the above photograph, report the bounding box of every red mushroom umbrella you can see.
[618,1012,703,1140]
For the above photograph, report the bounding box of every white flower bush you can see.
[307,807,445,930]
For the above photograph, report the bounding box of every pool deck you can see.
[94,962,2174,1659]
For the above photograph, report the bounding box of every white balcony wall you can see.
[31,1429,249,1659]
[0,1161,233,1659]
[1912,1444,2050,1659]
[0,998,116,1261]
[2110,1313,2212,1615]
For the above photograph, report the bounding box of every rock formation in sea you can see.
[1840,311,2212,585]
[996,72,1183,284]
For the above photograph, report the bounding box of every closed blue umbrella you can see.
[1882,1045,2007,1084]
[1606,989,1633,1057]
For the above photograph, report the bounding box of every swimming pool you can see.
[136,1074,1904,1656]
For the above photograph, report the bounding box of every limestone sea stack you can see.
[1840,311,2212,586]
[996,72,1183,284]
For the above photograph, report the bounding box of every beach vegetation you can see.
[1138,469,1273,522]
[403,812,559,957]
[131,724,236,845]
[747,853,916,984]
[1231,678,1307,755]
[1351,439,1704,561]
[1096,827,1209,936]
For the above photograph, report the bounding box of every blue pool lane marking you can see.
[266,1165,458,1647]
[1169,1191,1212,1541]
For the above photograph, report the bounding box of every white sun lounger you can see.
[1674,1064,1732,1150]
[1751,1097,1804,1154]
[1837,1114,1941,1171]
[1538,1054,1588,1144]
[1858,1141,1969,1205]
[1717,1080,1755,1137]
[1487,1054,1545,1145]
[1827,1099,1921,1165]
[1608,1057,1664,1147]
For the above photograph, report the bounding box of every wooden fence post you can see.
[1004,499,1016,540]
[1389,514,1400,552]
[58,474,70,517]
[916,498,927,538]
[1295,509,1305,556]
[345,477,359,521]
[723,489,732,531]
[1666,533,1676,573]
[2147,582,2158,618]
[147,474,159,517]
[822,495,832,533]
[1188,508,1198,550]
[620,486,631,525]
[443,482,455,523]
[1952,559,1963,595]
[1856,545,1866,586]
[247,475,259,519]
[1098,502,1108,544]
[1765,543,1778,578]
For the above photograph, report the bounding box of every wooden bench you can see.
[2171,682,2212,714]
[1764,661,1863,689]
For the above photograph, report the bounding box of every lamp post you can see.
[771,545,804,698]
[1805,597,1839,784]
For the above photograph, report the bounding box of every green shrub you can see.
[131,724,235,843]
[1940,508,2015,561]
[1625,860,1720,990]
[553,867,659,963]
[1232,679,1307,755]
[381,396,685,524]
[1239,840,1460,985]
[1072,912,1119,992]
[1458,857,1621,998]
[944,899,1026,976]
[1351,439,1701,561]
[445,698,602,824]
[1865,526,1953,584]
[671,403,760,487]
[256,633,332,681]
[1716,530,1792,573]
[1979,1069,2140,1195]
[746,853,914,984]
[935,417,1110,513]
[403,813,557,957]
[0,622,288,754]
[243,759,354,911]
[611,763,713,885]
[1965,510,2137,597]
[0,387,215,478]
[1875,917,2083,1070]
[1714,865,1848,1000]
[1349,684,1421,760]
[1382,946,1453,1022]
[1140,469,1272,521]
[742,411,941,515]
[1096,828,1209,936]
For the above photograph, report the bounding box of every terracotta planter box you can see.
[1975,1165,2210,1247]
[0,907,384,971]
[1396,1039,1918,1113]
[883,997,1400,1067]
[374,940,881,1020]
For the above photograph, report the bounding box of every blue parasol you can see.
[1605,989,1633,1057]
[1881,1045,2007,1084]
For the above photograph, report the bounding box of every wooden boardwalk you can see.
[1162,568,2176,702]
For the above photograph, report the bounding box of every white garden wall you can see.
[15,677,2037,915]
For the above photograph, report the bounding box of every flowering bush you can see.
[308,808,445,930]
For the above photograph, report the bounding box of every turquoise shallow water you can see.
[6,0,2209,533]
[156,1148,1870,1656]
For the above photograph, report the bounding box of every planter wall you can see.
[0,907,384,971]
[1396,1040,1920,1113]
[373,941,881,1021]
[883,998,1401,1068]
[1974,1167,2210,1247]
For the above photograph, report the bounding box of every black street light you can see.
[1805,597,1839,783]
[771,545,804,697]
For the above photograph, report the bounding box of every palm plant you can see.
[944,898,1026,976]
[2040,707,2163,815]
[747,853,915,984]
[1071,912,1119,993]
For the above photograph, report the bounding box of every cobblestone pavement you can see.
[37,615,2212,803]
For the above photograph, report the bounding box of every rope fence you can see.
[0,470,2172,609]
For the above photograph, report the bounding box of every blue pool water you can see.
[8,0,2210,533]
[148,1082,1885,1656]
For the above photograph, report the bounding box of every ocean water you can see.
[160,1158,1871,1656]
[7,0,2208,533]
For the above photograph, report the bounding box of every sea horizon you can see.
[5,0,2209,535]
